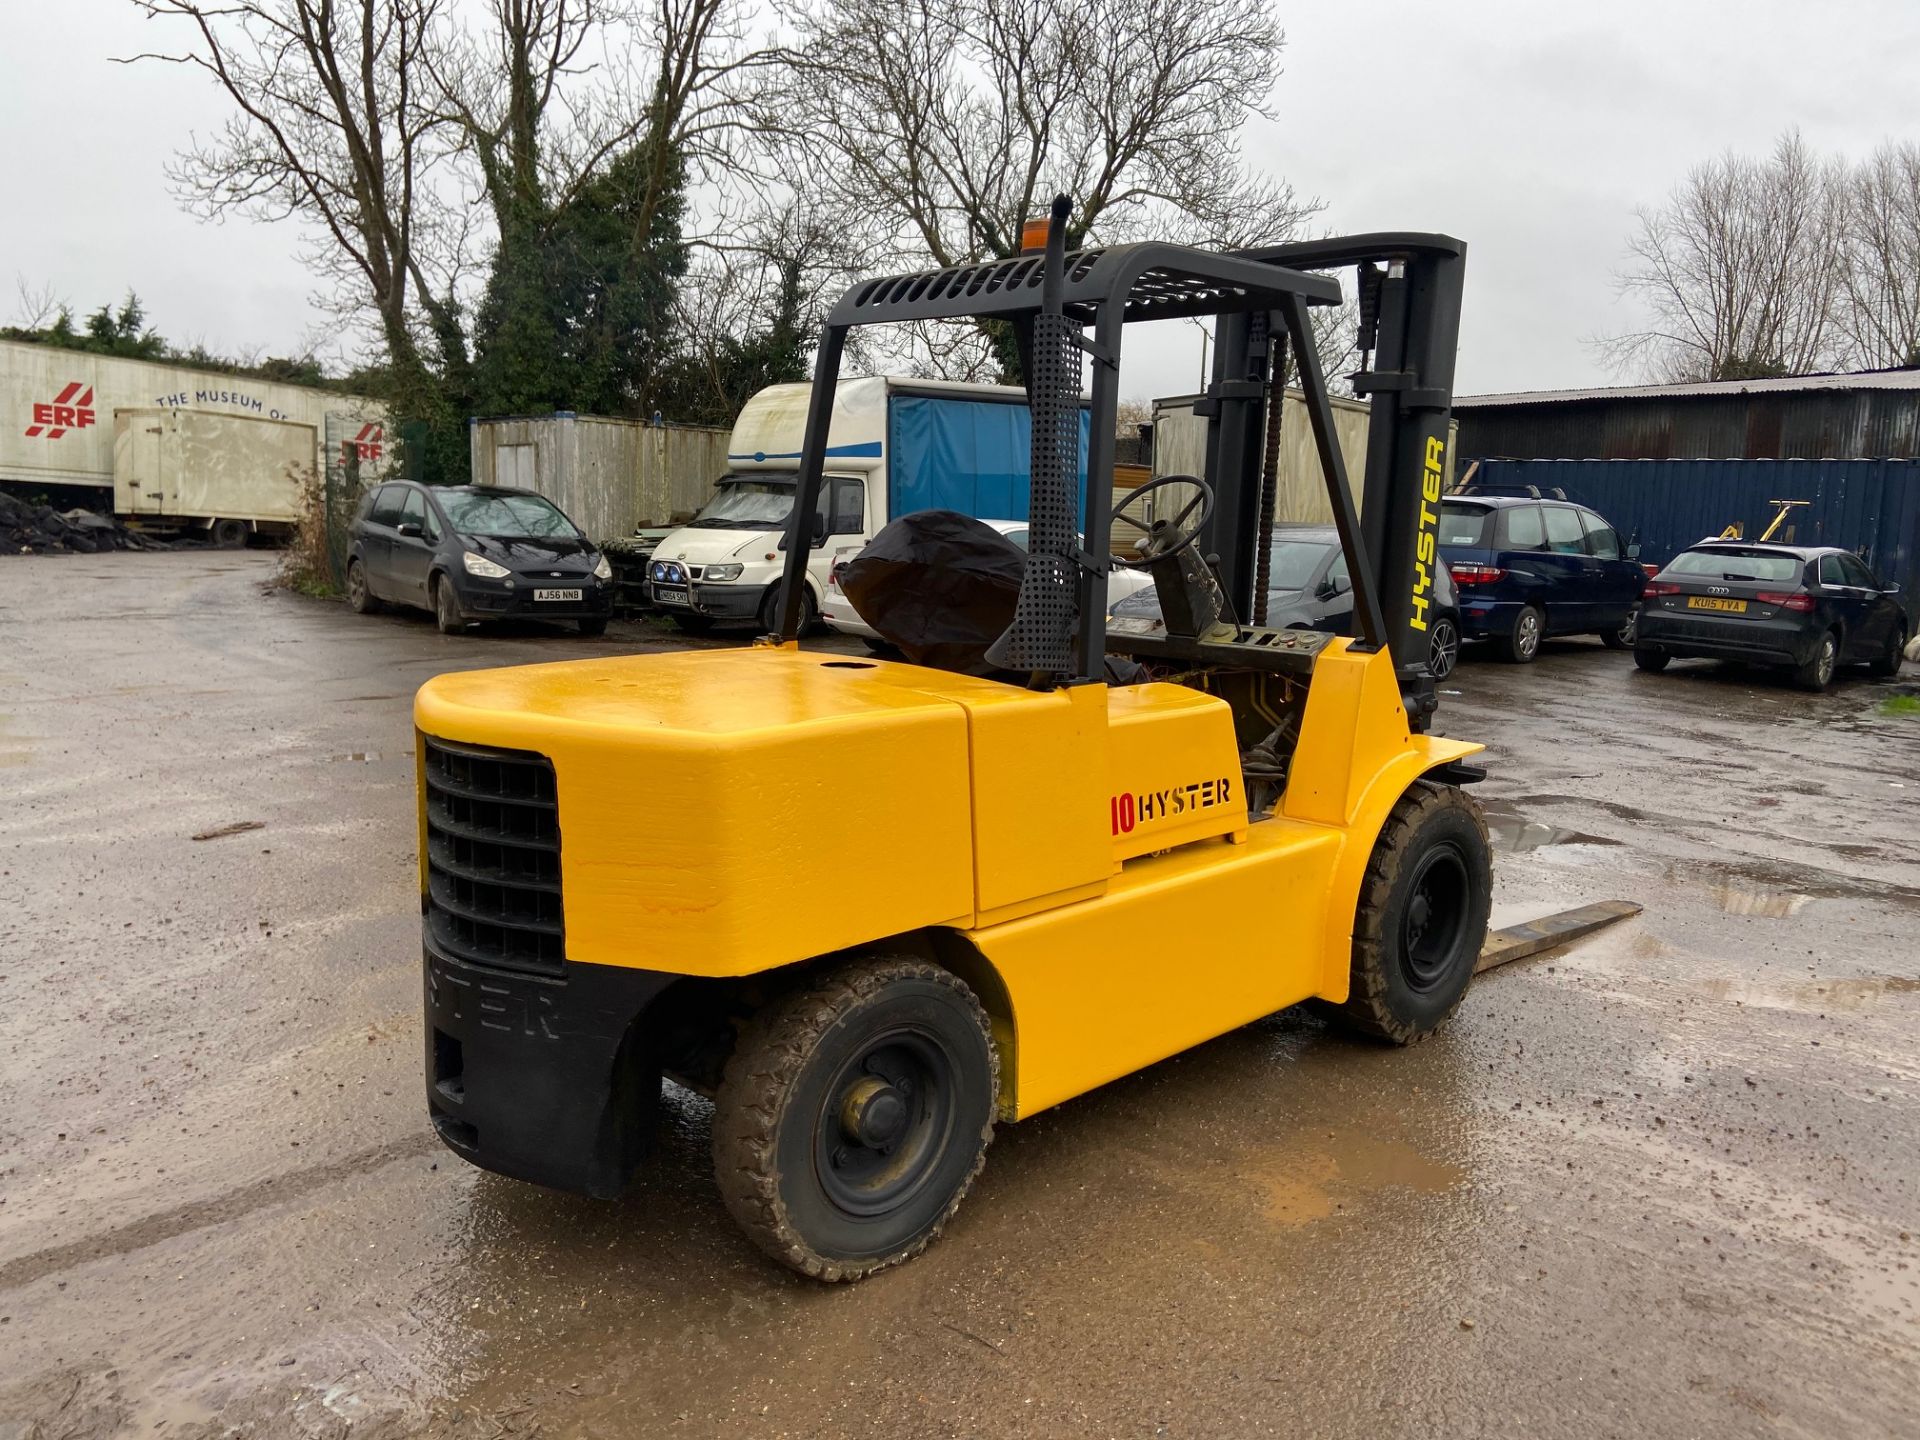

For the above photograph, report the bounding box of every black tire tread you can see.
[1497,604,1542,664]
[433,576,465,635]
[1868,623,1906,679]
[713,957,997,1282]
[347,560,379,614]
[1332,781,1490,1045]
[1793,629,1839,691]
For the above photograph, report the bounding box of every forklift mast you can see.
[1198,236,1467,711]
[773,207,1467,722]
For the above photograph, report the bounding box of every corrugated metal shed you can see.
[1456,370,1920,462]
[468,413,729,541]
[1469,458,1920,618]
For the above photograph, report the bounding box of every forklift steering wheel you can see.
[1109,474,1215,570]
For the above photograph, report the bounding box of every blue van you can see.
[1438,494,1646,662]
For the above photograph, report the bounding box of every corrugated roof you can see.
[1457,368,1920,409]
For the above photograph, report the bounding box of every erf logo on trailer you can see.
[342,423,384,465]
[24,382,96,440]
[1407,434,1446,633]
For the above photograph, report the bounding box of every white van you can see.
[648,376,1082,633]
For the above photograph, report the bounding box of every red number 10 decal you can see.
[1110,794,1135,834]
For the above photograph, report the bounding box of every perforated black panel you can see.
[990,312,1080,676]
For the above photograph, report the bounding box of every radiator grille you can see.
[422,737,565,975]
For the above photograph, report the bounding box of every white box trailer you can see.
[1,338,388,538]
[113,409,316,545]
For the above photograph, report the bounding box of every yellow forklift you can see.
[415,202,1491,1279]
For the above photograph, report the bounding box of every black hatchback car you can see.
[347,482,614,635]
[1634,541,1907,691]
[1108,523,1465,678]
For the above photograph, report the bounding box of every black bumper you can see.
[651,581,764,620]
[424,942,673,1197]
[455,576,615,621]
[1638,611,1815,667]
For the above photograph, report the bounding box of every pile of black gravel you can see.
[0,491,172,555]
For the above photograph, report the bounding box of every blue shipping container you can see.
[1469,458,1920,620]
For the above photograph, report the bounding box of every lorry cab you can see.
[648,376,1079,631]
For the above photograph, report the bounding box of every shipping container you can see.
[467,412,732,542]
[1467,457,1920,623]
[1,339,387,530]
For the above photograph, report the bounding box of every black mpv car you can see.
[1635,540,1907,691]
[347,482,613,635]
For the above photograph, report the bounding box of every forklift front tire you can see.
[1324,781,1491,1045]
[713,957,998,1282]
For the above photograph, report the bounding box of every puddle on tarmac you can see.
[1481,803,1623,853]
[1485,816,1624,852]
[1710,876,1811,917]
[1247,1133,1464,1229]
[1698,974,1919,1013]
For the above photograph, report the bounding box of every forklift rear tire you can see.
[1324,781,1491,1045]
[1633,646,1670,673]
[713,957,998,1282]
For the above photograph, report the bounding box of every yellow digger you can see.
[415,202,1491,1279]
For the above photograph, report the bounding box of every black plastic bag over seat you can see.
[837,510,1026,676]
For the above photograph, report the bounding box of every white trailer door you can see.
[112,410,169,515]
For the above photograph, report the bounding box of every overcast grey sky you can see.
[6,0,1920,403]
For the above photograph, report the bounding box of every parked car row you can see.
[342,479,1908,694]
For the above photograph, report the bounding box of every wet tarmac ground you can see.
[2,551,1917,1438]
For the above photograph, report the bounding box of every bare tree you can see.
[765,0,1320,375]
[1839,140,1920,370]
[11,278,65,330]
[122,0,463,401]
[1600,131,1848,382]
[425,0,770,241]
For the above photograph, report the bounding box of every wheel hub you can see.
[840,1075,910,1149]
[1400,844,1471,992]
[1407,892,1433,942]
